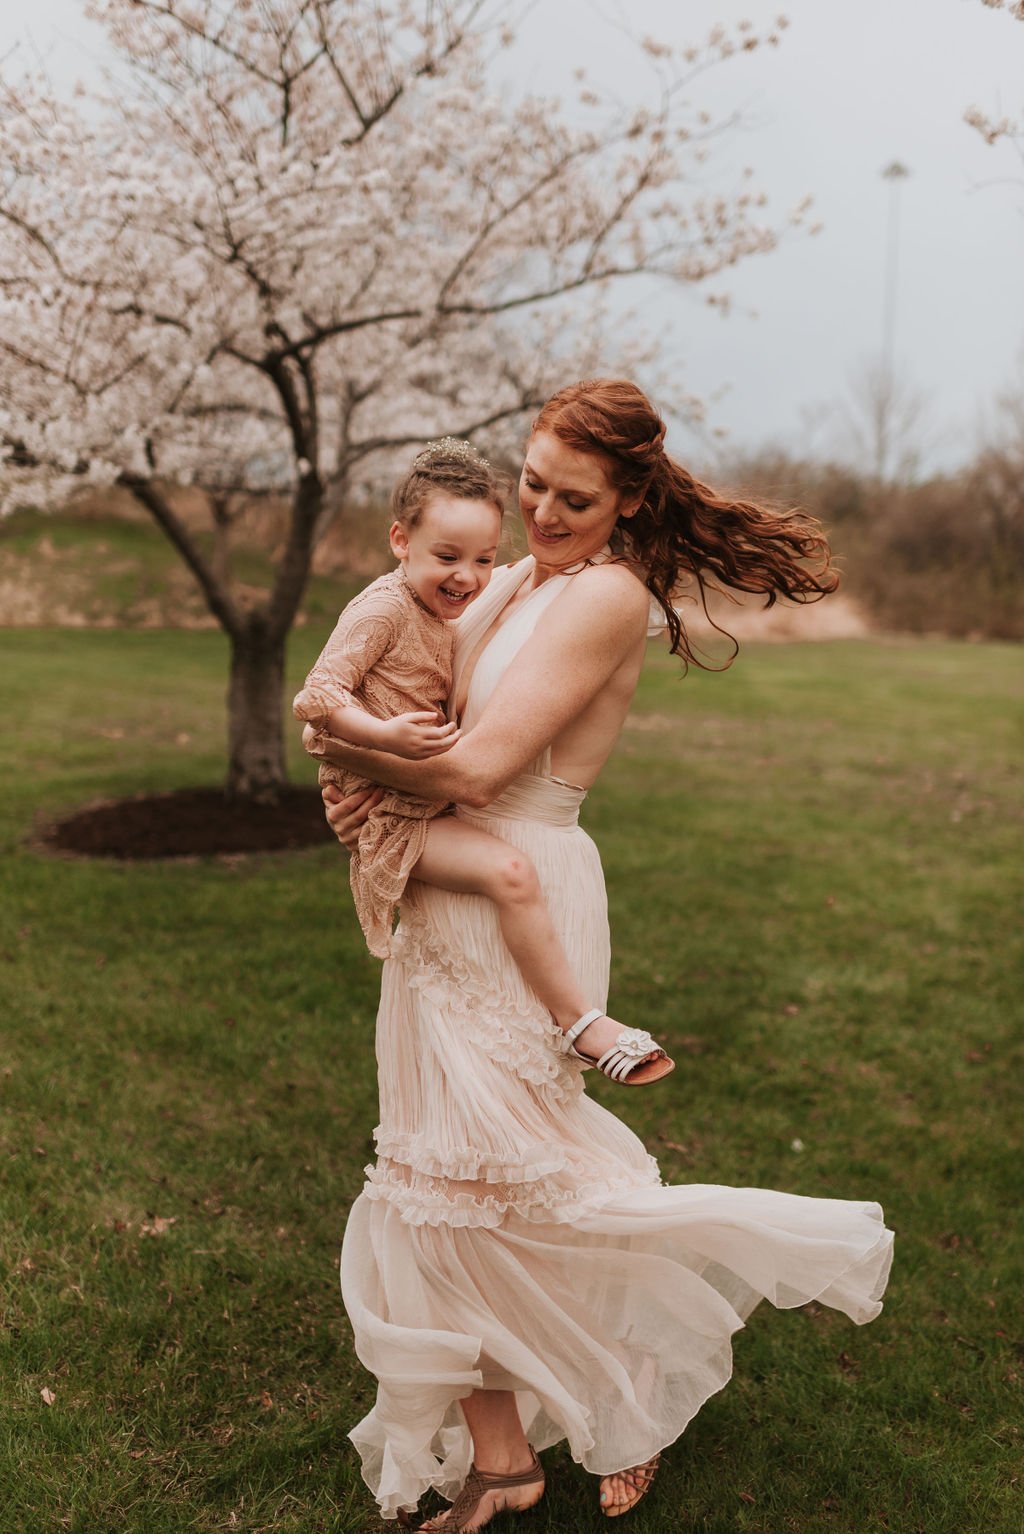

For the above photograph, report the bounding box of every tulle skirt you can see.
[340,775,893,1520]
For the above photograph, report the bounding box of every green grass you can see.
[1,627,1022,1533]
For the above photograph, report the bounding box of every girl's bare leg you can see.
[412,819,653,1063]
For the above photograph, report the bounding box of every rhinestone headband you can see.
[414,436,490,470]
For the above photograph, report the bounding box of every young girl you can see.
[294,438,673,1086]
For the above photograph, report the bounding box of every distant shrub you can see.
[715,449,1023,640]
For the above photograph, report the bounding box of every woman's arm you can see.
[304,563,650,808]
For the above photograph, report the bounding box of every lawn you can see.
[0,626,1021,1533]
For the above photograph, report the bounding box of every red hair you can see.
[532,379,838,665]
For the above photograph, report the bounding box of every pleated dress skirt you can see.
[340,773,894,1521]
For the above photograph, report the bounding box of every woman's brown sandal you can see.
[565,1010,675,1086]
[599,1453,661,1518]
[414,1449,545,1531]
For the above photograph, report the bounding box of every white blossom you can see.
[1,1,795,527]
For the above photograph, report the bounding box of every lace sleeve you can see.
[292,598,399,728]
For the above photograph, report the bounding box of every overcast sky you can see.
[3,0,1022,473]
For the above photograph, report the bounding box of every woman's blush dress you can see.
[340,558,894,1522]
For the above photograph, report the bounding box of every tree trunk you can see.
[121,473,320,802]
[209,491,235,588]
[227,622,288,802]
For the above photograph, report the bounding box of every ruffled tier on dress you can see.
[341,777,894,1520]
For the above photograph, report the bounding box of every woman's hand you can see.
[322,784,383,850]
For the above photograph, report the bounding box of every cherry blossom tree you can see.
[966,0,1024,160]
[0,0,799,800]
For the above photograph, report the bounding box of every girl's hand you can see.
[322,784,383,850]
[378,710,461,760]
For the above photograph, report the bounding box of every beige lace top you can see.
[293,567,455,958]
[293,566,453,739]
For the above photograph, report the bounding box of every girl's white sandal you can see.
[564,1009,675,1086]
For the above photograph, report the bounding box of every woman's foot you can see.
[564,1010,674,1086]
[599,1455,661,1518]
[419,1451,545,1531]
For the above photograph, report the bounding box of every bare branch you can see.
[265,468,325,637]
[265,305,421,361]
[119,470,244,636]
[318,0,490,146]
[434,135,599,308]
[341,394,545,473]
[438,262,652,317]
[0,205,68,278]
[126,0,283,89]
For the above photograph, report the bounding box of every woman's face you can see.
[518,430,638,571]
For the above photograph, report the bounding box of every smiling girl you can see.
[294,438,673,1086]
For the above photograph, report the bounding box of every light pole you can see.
[881,160,910,391]
[875,160,912,479]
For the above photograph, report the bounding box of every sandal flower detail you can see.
[565,1010,675,1086]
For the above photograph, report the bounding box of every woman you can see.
[306,379,894,1528]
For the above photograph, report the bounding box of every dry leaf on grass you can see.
[140,1215,177,1237]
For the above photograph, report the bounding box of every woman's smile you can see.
[530,524,571,546]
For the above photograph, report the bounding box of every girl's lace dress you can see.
[294,567,454,957]
[339,559,894,1521]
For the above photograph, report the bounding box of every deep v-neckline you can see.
[452,560,537,721]
[452,547,619,722]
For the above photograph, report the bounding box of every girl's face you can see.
[518,430,639,572]
[390,495,502,619]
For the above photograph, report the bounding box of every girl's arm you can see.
[295,580,457,759]
[292,586,400,730]
[304,563,650,807]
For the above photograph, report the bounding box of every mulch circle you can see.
[36,786,337,859]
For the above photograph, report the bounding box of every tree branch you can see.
[0,205,69,279]
[265,468,324,638]
[266,305,424,361]
[340,394,544,474]
[438,262,651,317]
[318,0,490,147]
[119,470,244,637]
[128,0,283,89]
[434,135,599,309]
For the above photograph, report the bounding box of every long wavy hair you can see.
[532,379,838,665]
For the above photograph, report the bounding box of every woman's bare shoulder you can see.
[559,560,651,621]
[516,562,649,668]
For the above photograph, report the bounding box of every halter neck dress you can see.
[340,557,893,1521]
